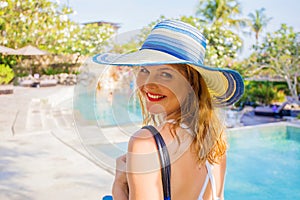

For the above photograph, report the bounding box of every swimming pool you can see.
[73,90,142,127]
[225,124,300,199]
[88,123,300,199]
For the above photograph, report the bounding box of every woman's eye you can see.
[139,68,149,74]
[161,72,172,79]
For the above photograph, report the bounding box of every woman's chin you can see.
[146,104,167,116]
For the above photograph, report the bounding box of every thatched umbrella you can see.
[13,45,49,56]
[0,45,17,54]
[10,45,50,75]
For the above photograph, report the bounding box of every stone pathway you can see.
[0,86,114,200]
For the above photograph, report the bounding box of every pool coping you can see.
[229,121,300,131]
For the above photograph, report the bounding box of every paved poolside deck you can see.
[0,85,299,200]
[0,86,114,200]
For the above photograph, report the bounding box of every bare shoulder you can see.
[127,128,161,174]
[215,153,226,172]
[127,128,157,154]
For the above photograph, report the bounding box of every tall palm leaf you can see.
[247,8,272,45]
[196,0,245,29]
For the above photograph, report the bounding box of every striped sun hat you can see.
[93,19,244,106]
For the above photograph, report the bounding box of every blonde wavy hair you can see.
[137,64,227,165]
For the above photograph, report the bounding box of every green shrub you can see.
[236,80,289,106]
[0,64,14,84]
[42,63,80,75]
[13,65,30,77]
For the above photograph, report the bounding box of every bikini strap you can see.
[206,161,219,200]
[141,125,171,200]
[198,161,219,200]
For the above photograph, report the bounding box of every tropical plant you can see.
[0,64,14,84]
[251,24,300,103]
[251,82,277,105]
[0,0,115,56]
[195,0,246,29]
[247,8,272,45]
[238,80,285,106]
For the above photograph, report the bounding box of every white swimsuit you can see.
[198,161,220,200]
[166,121,221,200]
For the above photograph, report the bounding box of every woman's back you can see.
[171,144,209,200]
[161,124,225,200]
[127,123,225,200]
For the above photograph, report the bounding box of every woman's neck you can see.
[165,110,181,121]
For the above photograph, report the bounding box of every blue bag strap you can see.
[102,195,113,200]
[142,125,171,200]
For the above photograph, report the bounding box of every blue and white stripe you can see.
[141,20,207,65]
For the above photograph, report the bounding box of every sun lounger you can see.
[0,85,13,95]
[254,102,290,116]
[19,79,34,87]
[40,79,58,87]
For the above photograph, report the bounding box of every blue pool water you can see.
[73,91,142,127]
[92,124,300,199]
[225,125,300,199]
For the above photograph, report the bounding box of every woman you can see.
[94,19,244,200]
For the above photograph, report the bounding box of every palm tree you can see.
[196,0,245,28]
[247,8,272,45]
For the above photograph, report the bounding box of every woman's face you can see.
[136,64,191,119]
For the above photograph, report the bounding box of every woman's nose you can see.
[144,82,158,90]
[144,74,159,87]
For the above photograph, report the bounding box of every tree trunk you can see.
[284,72,299,104]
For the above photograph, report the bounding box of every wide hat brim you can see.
[93,49,244,106]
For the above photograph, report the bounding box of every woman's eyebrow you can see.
[157,68,175,72]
